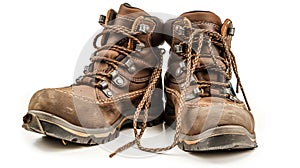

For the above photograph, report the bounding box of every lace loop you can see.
[76,25,143,86]
[109,26,251,157]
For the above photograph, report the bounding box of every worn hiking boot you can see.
[22,3,165,145]
[164,11,257,151]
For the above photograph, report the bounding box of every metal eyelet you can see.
[83,66,89,73]
[222,87,231,99]
[174,25,185,36]
[222,83,239,101]
[99,81,112,98]
[190,74,197,84]
[135,43,145,52]
[185,88,202,101]
[175,61,186,77]
[124,59,136,73]
[226,68,230,74]
[193,88,201,96]
[223,88,230,95]
[138,24,150,34]
[103,89,112,97]
[159,48,166,55]
[175,68,182,77]
[227,27,235,36]
[110,70,124,87]
[98,15,106,25]
[174,44,183,53]
[99,81,108,88]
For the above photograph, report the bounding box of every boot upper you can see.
[28,3,164,129]
[164,11,255,135]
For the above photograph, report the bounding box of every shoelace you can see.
[109,45,165,158]
[183,29,251,110]
[109,27,251,157]
[76,24,142,85]
[74,23,166,156]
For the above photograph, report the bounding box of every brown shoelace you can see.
[109,27,250,157]
[181,29,251,108]
[74,23,168,156]
[76,24,143,85]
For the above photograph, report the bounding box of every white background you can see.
[0,0,299,167]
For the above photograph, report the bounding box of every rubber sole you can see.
[22,110,163,145]
[178,125,257,151]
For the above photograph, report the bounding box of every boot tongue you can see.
[180,11,222,31]
[181,12,225,83]
[103,3,149,46]
[117,3,148,17]
[95,3,149,74]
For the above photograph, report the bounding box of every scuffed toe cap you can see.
[181,97,255,135]
[27,86,117,128]
[28,87,70,112]
[28,87,82,126]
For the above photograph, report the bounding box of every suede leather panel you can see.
[164,11,255,137]
[165,87,255,135]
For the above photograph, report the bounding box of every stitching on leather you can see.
[185,102,245,109]
[165,87,245,109]
[168,63,227,84]
[149,17,157,49]
[99,89,146,104]
[143,16,157,50]
[143,17,156,34]
[116,16,135,22]
[193,21,220,30]
[116,67,151,83]
[53,88,146,105]
[131,54,154,68]
[54,89,98,104]
[172,19,184,48]
[34,89,48,98]
[120,17,157,83]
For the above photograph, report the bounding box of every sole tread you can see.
[178,126,257,151]
[23,110,163,145]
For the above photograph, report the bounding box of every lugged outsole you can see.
[178,125,257,151]
[22,110,163,145]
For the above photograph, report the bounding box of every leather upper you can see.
[28,3,164,129]
[164,11,255,135]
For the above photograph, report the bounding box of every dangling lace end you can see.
[236,80,240,93]
[109,153,117,158]
[108,140,136,158]
[244,98,251,112]
[240,85,251,111]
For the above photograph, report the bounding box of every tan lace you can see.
[109,48,165,158]
[76,23,168,156]
[76,25,142,85]
[193,29,251,110]
[109,27,250,157]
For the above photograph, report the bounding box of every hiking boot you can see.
[164,11,257,151]
[22,3,165,145]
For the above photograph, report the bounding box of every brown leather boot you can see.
[164,11,257,151]
[22,3,165,145]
